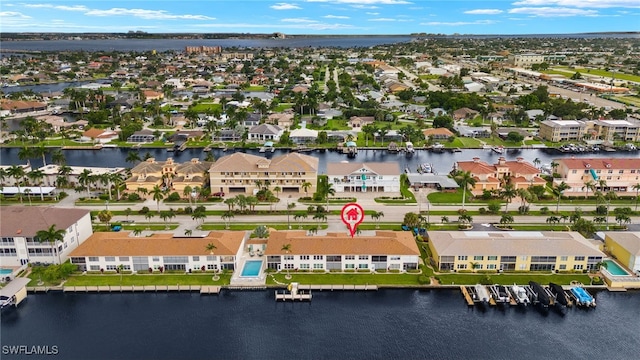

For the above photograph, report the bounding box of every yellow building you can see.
[604,232,640,275]
[208,153,318,195]
[428,231,604,272]
[125,158,213,194]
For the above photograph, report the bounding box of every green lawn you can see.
[427,188,470,204]
[267,272,423,286]
[573,67,640,82]
[435,272,592,286]
[62,274,231,286]
[446,137,483,148]
[246,85,266,91]
[189,103,222,112]
[273,103,293,112]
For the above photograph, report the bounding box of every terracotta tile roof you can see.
[327,162,400,176]
[69,231,244,257]
[0,206,90,237]
[457,160,495,174]
[264,231,419,256]
[210,153,318,173]
[0,99,47,111]
[557,158,640,170]
[457,158,539,175]
[423,128,454,137]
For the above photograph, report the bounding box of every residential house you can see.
[38,164,126,188]
[428,231,604,272]
[539,119,587,142]
[212,129,242,142]
[455,157,545,194]
[455,125,491,138]
[266,112,295,129]
[289,128,318,144]
[37,115,87,133]
[0,206,93,266]
[125,157,213,193]
[0,100,48,115]
[552,158,640,196]
[127,129,156,143]
[348,116,375,129]
[69,231,245,273]
[422,128,455,140]
[209,153,318,195]
[243,112,262,128]
[142,90,164,103]
[265,230,420,272]
[248,124,283,142]
[327,162,401,193]
[452,107,479,121]
[604,232,640,276]
[80,128,119,143]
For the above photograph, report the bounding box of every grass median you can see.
[62,273,231,286]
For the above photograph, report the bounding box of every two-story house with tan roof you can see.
[264,230,420,272]
[327,162,401,193]
[125,158,213,193]
[69,231,245,273]
[455,157,545,194]
[209,153,318,195]
[423,127,454,140]
[553,157,640,196]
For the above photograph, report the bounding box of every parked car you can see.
[213,191,225,197]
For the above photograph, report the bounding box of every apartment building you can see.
[455,157,545,194]
[539,119,587,142]
[553,157,640,195]
[327,162,401,193]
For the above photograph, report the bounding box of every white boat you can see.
[417,163,432,174]
[405,142,415,153]
[491,146,504,154]
[511,285,530,306]
[474,284,490,304]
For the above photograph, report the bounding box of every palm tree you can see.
[281,243,292,279]
[553,181,570,213]
[144,212,155,230]
[633,183,640,211]
[582,180,595,200]
[324,182,335,212]
[294,213,307,229]
[78,169,93,198]
[500,184,517,213]
[454,171,476,210]
[286,201,296,229]
[533,157,541,169]
[125,151,142,165]
[441,216,449,224]
[51,149,66,166]
[221,212,234,229]
[550,161,559,175]
[24,188,32,205]
[133,228,142,237]
[151,185,164,212]
[301,181,312,197]
[183,185,193,206]
[36,224,66,264]
[371,211,384,229]
[191,211,207,228]
[27,169,45,201]
[7,165,25,203]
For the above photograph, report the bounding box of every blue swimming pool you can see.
[241,261,263,277]
[603,260,629,276]
[0,269,13,276]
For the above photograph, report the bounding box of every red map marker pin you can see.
[340,203,364,238]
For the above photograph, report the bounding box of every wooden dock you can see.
[460,286,474,306]
[275,291,312,301]
[51,285,220,294]
[298,284,377,291]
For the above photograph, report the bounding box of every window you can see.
[520,256,527,261]
[487,256,498,261]
[90,265,100,271]
[358,264,368,269]
[105,257,115,262]
[106,265,117,271]
[473,256,484,261]
[207,264,217,270]
[207,256,216,261]
[300,264,309,269]
[559,264,567,270]
[573,264,584,270]
[560,256,568,261]
[389,264,400,270]
[359,255,369,260]
[192,256,200,261]
[313,255,323,260]
[313,264,324,269]
[344,255,355,260]
[571,170,577,174]
[574,256,585,261]
[284,255,294,260]
[300,255,309,260]
[457,256,468,261]
[119,257,129,262]
[456,264,467,270]
[284,264,294,269]
[152,257,160,262]
[487,264,496,270]
[88,257,99,262]
[345,264,354,269]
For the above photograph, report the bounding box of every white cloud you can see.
[271,3,302,10]
[307,0,411,4]
[323,14,350,19]
[281,18,318,22]
[422,20,497,26]
[84,8,214,20]
[194,21,355,31]
[22,4,88,11]
[352,5,379,9]
[511,0,640,8]
[0,11,31,18]
[369,17,396,21]
[508,7,598,17]
[464,9,504,15]
[365,12,380,15]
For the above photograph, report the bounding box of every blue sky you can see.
[1,1,639,35]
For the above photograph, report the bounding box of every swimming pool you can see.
[603,260,630,276]
[241,261,263,277]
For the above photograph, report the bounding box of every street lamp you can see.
[105,200,109,211]
[287,196,292,230]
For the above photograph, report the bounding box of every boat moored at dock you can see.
[570,286,596,307]
[528,281,550,308]
[510,284,530,306]
[474,284,490,304]
[549,283,569,307]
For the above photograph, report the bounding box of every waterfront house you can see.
[0,99,48,115]
[266,112,295,129]
[289,128,318,144]
[264,230,420,272]
[247,124,283,142]
[38,164,126,188]
[0,206,93,266]
[422,128,454,141]
[81,128,119,144]
[455,157,545,194]
[209,153,318,195]
[552,157,640,196]
[604,232,640,276]
[127,130,156,143]
[327,162,400,193]
[69,231,245,273]
[125,158,212,193]
[428,231,604,272]
[348,116,375,129]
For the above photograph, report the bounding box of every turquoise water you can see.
[0,268,13,275]
[240,261,262,277]
[604,260,629,276]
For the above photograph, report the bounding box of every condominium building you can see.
[539,119,587,142]
[428,231,604,272]
[69,231,245,273]
[455,157,545,194]
[592,119,640,142]
[327,162,401,193]
[125,158,213,193]
[553,157,640,195]
[264,231,420,272]
[0,207,93,266]
[209,153,318,195]
[604,232,640,275]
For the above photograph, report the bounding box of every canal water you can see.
[1,289,638,360]
[0,147,634,174]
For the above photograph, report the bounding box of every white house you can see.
[327,162,401,193]
[289,128,318,144]
[69,231,245,273]
[264,230,420,272]
[248,124,283,142]
[0,207,93,266]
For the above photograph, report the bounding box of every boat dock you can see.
[275,282,311,301]
[460,284,593,309]
[30,285,221,294]
[298,284,377,291]
[0,278,30,310]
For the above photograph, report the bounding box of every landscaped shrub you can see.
[478,207,487,214]
[518,205,530,214]
[99,194,109,201]
[487,201,502,214]
[418,275,430,284]
[166,192,181,202]
[127,193,141,201]
[138,206,150,214]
